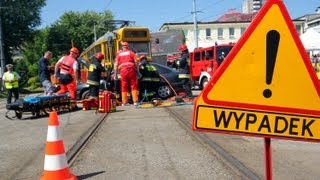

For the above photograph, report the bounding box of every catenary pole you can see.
[192,0,198,49]
[0,1,5,90]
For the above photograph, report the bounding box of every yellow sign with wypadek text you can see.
[196,106,320,140]
[192,0,320,142]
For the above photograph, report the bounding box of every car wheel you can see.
[157,85,172,99]
[81,90,90,100]
[200,77,208,90]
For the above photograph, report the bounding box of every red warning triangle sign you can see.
[193,0,320,142]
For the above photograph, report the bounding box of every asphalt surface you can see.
[1,90,320,180]
[0,97,104,180]
[70,105,240,180]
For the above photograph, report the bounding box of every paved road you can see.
[71,105,241,179]
[170,105,320,180]
[1,90,320,180]
[0,105,104,180]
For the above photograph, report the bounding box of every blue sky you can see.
[40,0,320,32]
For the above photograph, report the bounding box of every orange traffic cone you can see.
[40,111,77,180]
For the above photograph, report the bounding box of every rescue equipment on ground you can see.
[79,98,98,111]
[5,94,77,120]
[151,98,162,106]
[98,91,117,113]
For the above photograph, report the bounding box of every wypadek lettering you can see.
[196,106,320,140]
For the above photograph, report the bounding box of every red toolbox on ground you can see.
[82,98,98,111]
[98,91,117,113]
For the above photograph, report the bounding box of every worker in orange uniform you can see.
[54,47,80,100]
[114,41,139,106]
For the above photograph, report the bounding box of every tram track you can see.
[165,107,260,180]
[67,113,109,166]
[65,105,260,179]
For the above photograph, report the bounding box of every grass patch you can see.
[0,91,6,98]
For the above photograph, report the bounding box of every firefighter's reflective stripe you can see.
[176,58,181,66]
[87,79,99,85]
[88,64,96,72]
[176,58,190,67]
[141,77,152,81]
[141,77,161,82]
[145,92,156,96]
[141,65,157,71]
[151,77,160,81]
[179,74,190,78]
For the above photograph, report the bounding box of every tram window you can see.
[124,30,147,38]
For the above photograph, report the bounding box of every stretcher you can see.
[5,94,77,120]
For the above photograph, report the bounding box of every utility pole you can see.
[192,0,199,49]
[0,1,5,90]
[94,24,97,41]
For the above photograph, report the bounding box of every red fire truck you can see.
[190,43,234,89]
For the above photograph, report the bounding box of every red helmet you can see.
[121,41,128,47]
[95,52,104,60]
[178,44,188,51]
[70,47,79,54]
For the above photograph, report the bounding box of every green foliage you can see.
[20,28,52,89]
[13,60,30,89]
[22,29,51,64]
[1,0,45,64]
[48,10,115,55]
[10,8,115,90]
[27,76,40,90]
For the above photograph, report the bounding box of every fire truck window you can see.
[201,51,205,60]
[194,52,201,61]
[205,50,213,60]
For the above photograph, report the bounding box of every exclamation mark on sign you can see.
[263,30,280,98]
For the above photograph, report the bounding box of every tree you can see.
[1,0,45,65]
[19,10,115,89]
[48,10,114,55]
[21,28,51,89]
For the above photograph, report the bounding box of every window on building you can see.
[218,28,223,39]
[229,27,235,39]
[241,27,246,35]
[206,28,211,39]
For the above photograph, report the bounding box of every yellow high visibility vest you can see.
[4,72,19,89]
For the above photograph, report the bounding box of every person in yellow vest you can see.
[2,64,21,104]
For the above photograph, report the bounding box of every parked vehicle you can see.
[190,43,234,89]
[76,62,184,100]
[150,62,184,99]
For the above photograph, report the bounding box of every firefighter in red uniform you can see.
[54,47,80,100]
[114,42,139,106]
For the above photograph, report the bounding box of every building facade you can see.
[243,0,267,13]
[159,14,304,51]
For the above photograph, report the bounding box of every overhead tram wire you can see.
[196,0,243,22]
[104,0,113,10]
